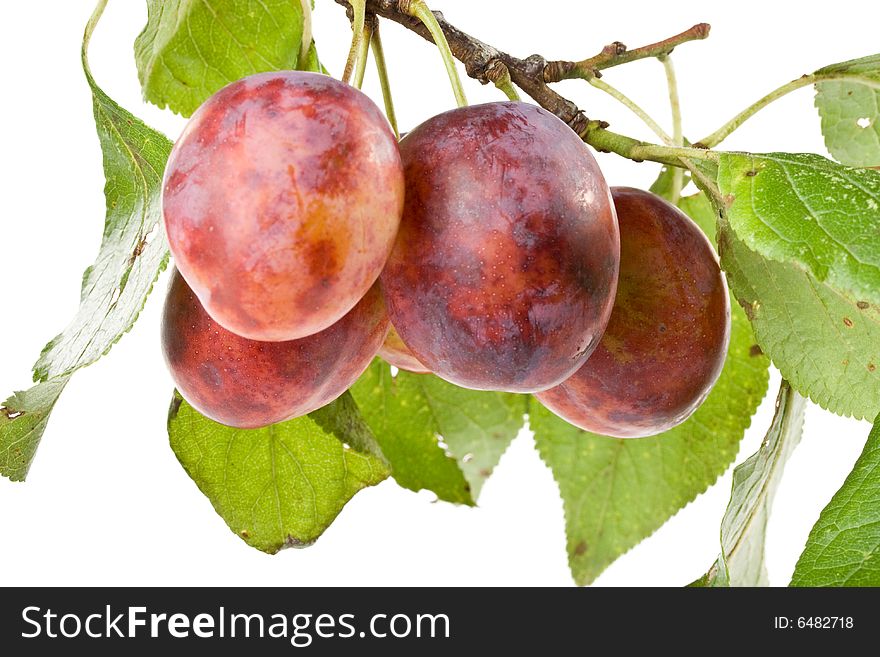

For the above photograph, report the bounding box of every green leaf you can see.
[36,19,172,382]
[350,360,525,505]
[1,2,172,481]
[135,0,311,116]
[301,40,329,75]
[0,379,69,482]
[791,418,880,586]
[648,165,692,199]
[168,391,389,553]
[718,153,880,310]
[695,382,807,587]
[719,222,880,419]
[531,193,770,583]
[815,55,880,166]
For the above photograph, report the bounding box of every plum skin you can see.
[161,270,389,429]
[162,71,404,342]
[536,187,731,438]
[381,101,619,393]
[379,325,430,374]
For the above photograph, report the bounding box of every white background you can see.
[0,0,874,587]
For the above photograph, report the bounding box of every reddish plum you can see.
[536,187,730,438]
[162,270,389,428]
[381,102,619,393]
[163,71,404,341]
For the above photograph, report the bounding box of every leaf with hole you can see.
[815,54,880,166]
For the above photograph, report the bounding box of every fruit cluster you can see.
[161,71,730,438]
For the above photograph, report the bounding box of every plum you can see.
[162,71,404,342]
[161,270,389,429]
[536,187,730,438]
[378,325,430,373]
[381,102,619,393]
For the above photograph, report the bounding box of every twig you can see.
[334,0,713,168]
[544,23,710,82]
[581,123,718,166]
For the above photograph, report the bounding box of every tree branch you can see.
[544,23,710,82]
[334,0,713,167]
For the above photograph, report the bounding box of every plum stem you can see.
[544,23,711,82]
[370,21,399,137]
[695,72,880,147]
[582,125,718,167]
[698,75,822,147]
[588,77,672,145]
[400,0,469,107]
[353,18,373,89]
[587,78,712,186]
[341,0,366,85]
[661,56,684,204]
[485,61,521,101]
